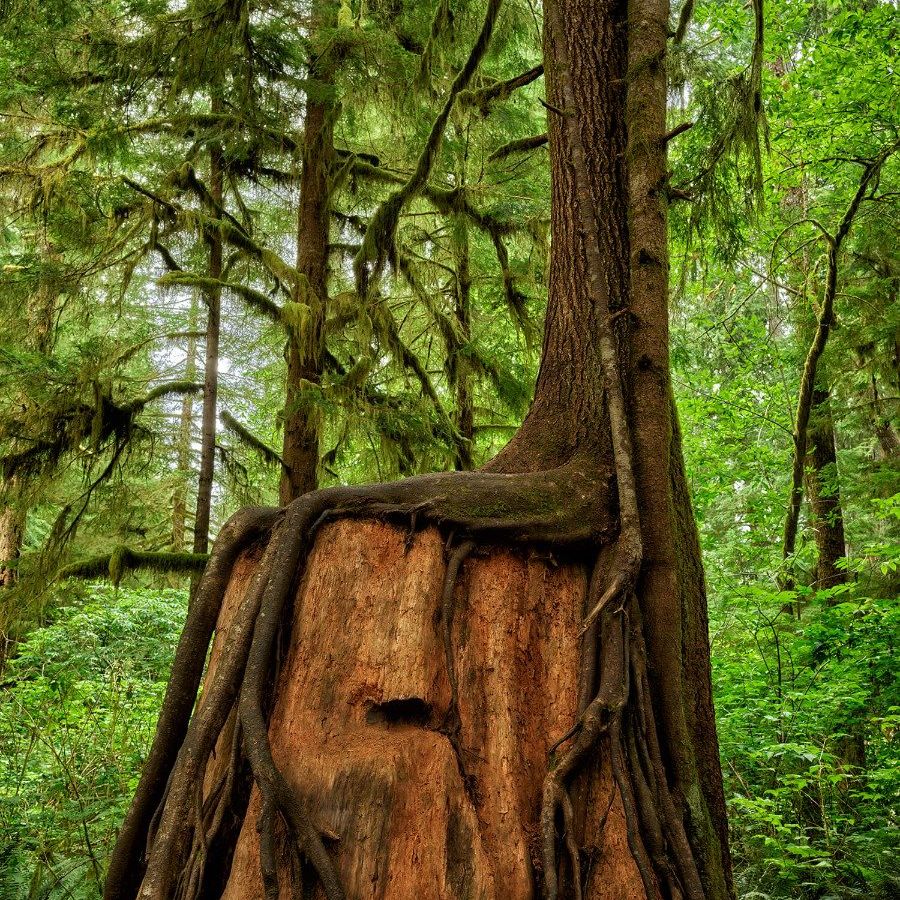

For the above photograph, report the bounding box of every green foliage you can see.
[0,0,896,897]
[711,545,899,899]
[0,586,185,898]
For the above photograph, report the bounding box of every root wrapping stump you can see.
[216,519,646,899]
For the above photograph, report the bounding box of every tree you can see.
[106,0,736,897]
[279,0,334,503]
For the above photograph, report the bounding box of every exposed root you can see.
[109,462,712,900]
[541,602,628,900]
[105,506,278,900]
[118,463,619,900]
[439,538,478,802]
[441,539,476,711]
[237,500,344,900]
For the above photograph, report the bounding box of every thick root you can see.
[105,506,278,900]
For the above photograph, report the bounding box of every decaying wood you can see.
[106,0,738,896]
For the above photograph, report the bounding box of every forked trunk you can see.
[112,0,733,897]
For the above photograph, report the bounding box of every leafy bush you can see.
[713,553,900,899]
[0,586,185,899]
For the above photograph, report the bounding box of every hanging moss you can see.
[353,0,504,297]
[220,410,285,470]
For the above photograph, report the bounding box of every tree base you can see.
[213,519,647,898]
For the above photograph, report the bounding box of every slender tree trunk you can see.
[871,373,899,460]
[173,294,199,551]
[781,148,895,587]
[279,37,333,504]
[193,145,223,556]
[0,502,24,588]
[117,1,734,897]
[453,216,474,471]
[805,386,847,592]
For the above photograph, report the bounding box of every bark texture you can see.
[0,503,23,588]
[805,387,847,591]
[216,521,646,899]
[279,32,333,503]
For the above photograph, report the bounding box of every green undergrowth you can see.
[0,586,186,899]
[712,535,900,899]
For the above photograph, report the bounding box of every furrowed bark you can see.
[0,500,23,589]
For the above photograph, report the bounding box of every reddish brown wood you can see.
[211,521,646,898]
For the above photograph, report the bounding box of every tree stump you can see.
[207,520,647,898]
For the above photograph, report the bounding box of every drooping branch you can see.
[221,409,286,471]
[488,132,548,162]
[158,272,283,322]
[353,0,504,296]
[460,63,544,113]
[781,144,897,585]
[416,0,453,89]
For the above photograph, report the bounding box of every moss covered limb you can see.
[460,63,544,113]
[220,410,285,471]
[58,549,208,583]
[353,0,504,296]
[488,132,548,161]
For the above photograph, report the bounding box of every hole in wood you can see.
[365,697,433,728]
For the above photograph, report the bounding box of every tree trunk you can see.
[193,144,223,556]
[871,373,899,460]
[115,0,734,897]
[173,294,199,551]
[453,216,475,471]
[0,502,24,589]
[215,520,648,898]
[805,386,847,592]
[279,36,333,504]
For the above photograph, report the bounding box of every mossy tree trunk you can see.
[805,386,847,592]
[193,139,224,557]
[0,502,23,589]
[452,214,474,471]
[279,11,334,504]
[173,293,200,551]
[109,0,735,897]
